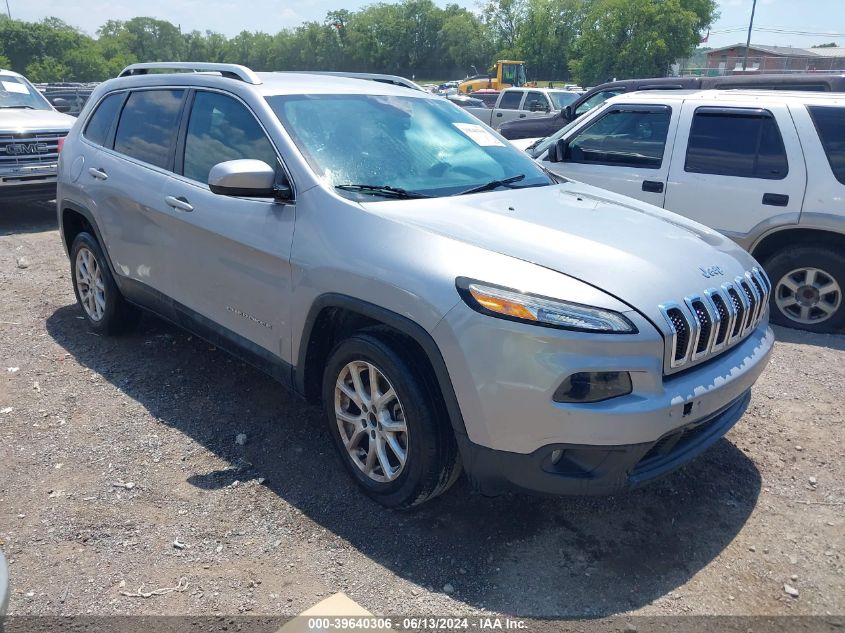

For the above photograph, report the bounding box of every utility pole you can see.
[4,0,11,19]
[742,0,758,71]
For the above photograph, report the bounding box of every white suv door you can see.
[664,102,806,237]
[539,103,677,207]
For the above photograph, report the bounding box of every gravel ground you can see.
[1,201,843,619]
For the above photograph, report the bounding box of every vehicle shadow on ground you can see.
[772,324,845,351]
[46,305,762,617]
[0,200,57,235]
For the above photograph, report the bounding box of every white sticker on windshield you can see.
[2,81,29,94]
[453,123,505,147]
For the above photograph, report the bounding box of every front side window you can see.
[498,91,523,110]
[84,93,124,147]
[575,90,622,117]
[566,107,671,169]
[522,92,547,112]
[685,109,788,180]
[0,74,52,111]
[808,105,845,185]
[113,90,184,169]
[267,94,553,199]
[183,91,278,184]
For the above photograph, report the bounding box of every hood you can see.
[508,137,541,151]
[361,181,758,323]
[0,108,76,132]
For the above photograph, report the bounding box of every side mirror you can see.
[562,105,573,120]
[208,159,290,199]
[51,97,71,113]
[547,139,569,163]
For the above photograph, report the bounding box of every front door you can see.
[540,103,677,207]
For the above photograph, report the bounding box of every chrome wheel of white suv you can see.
[75,246,106,322]
[335,360,408,482]
[775,267,842,325]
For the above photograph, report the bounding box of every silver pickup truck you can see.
[464,87,579,129]
[1,68,75,204]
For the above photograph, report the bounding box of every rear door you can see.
[161,89,295,360]
[665,102,806,237]
[539,103,677,206]
[88,88,187,302]
[493,90,524,127]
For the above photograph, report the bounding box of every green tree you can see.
[571,0,717,85]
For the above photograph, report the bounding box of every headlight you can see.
[456,278,637,333]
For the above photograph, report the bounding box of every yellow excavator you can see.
[458,60,532,94]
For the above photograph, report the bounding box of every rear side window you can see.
[685,109,788,179]
[183,91,278,184]
[808,106,845,185]
[83,93,124,147]
[567,106,672,169]
[114,90,185,169]
[498,91,523,110]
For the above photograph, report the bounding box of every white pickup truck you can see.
[464,87,579,129]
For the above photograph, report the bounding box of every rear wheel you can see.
[70,232,141,335]
[322,331,460,508]
[764,246,845,332]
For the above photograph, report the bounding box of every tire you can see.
[322,329,461,508]
[70,232,141,335]
[763,246,845,333]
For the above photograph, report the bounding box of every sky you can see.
[8,0,845,49]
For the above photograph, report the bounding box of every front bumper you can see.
[1,164,58,202]
[433,301,774,495]
[458,389,750,496]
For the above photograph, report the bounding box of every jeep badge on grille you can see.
[700,265,724,279]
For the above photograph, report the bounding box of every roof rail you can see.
[118,62,262,85]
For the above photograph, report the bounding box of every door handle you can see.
[762,193,789,207]
[519,113,526,118]
[165,195,194,212]
[496,112,503,117]
[642,180,664,193]
[87,167,108,181]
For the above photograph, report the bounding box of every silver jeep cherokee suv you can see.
[57,63,774,508]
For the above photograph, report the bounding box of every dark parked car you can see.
[499,73,845,140]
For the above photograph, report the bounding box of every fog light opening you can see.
[553,371,632,403]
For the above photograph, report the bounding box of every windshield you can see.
[0,75,52,110]
[548,91,579,110]
[267,94,553,199]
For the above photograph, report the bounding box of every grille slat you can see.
[661,267,768,372]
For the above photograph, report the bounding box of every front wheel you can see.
[764,246,845,333]
[322,331,460,508]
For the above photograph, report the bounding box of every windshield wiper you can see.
[454,174,526,196]
[524,138,545,153]
[0,105,36,109]
[335,184,432,199]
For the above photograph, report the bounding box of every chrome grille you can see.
[660,267,770,371]
[0,131,66,167]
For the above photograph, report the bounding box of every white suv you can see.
[523,90,845,332]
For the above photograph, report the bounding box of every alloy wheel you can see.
[75,246,106,322]
[774,266,841,325]
[334,360,408,483]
